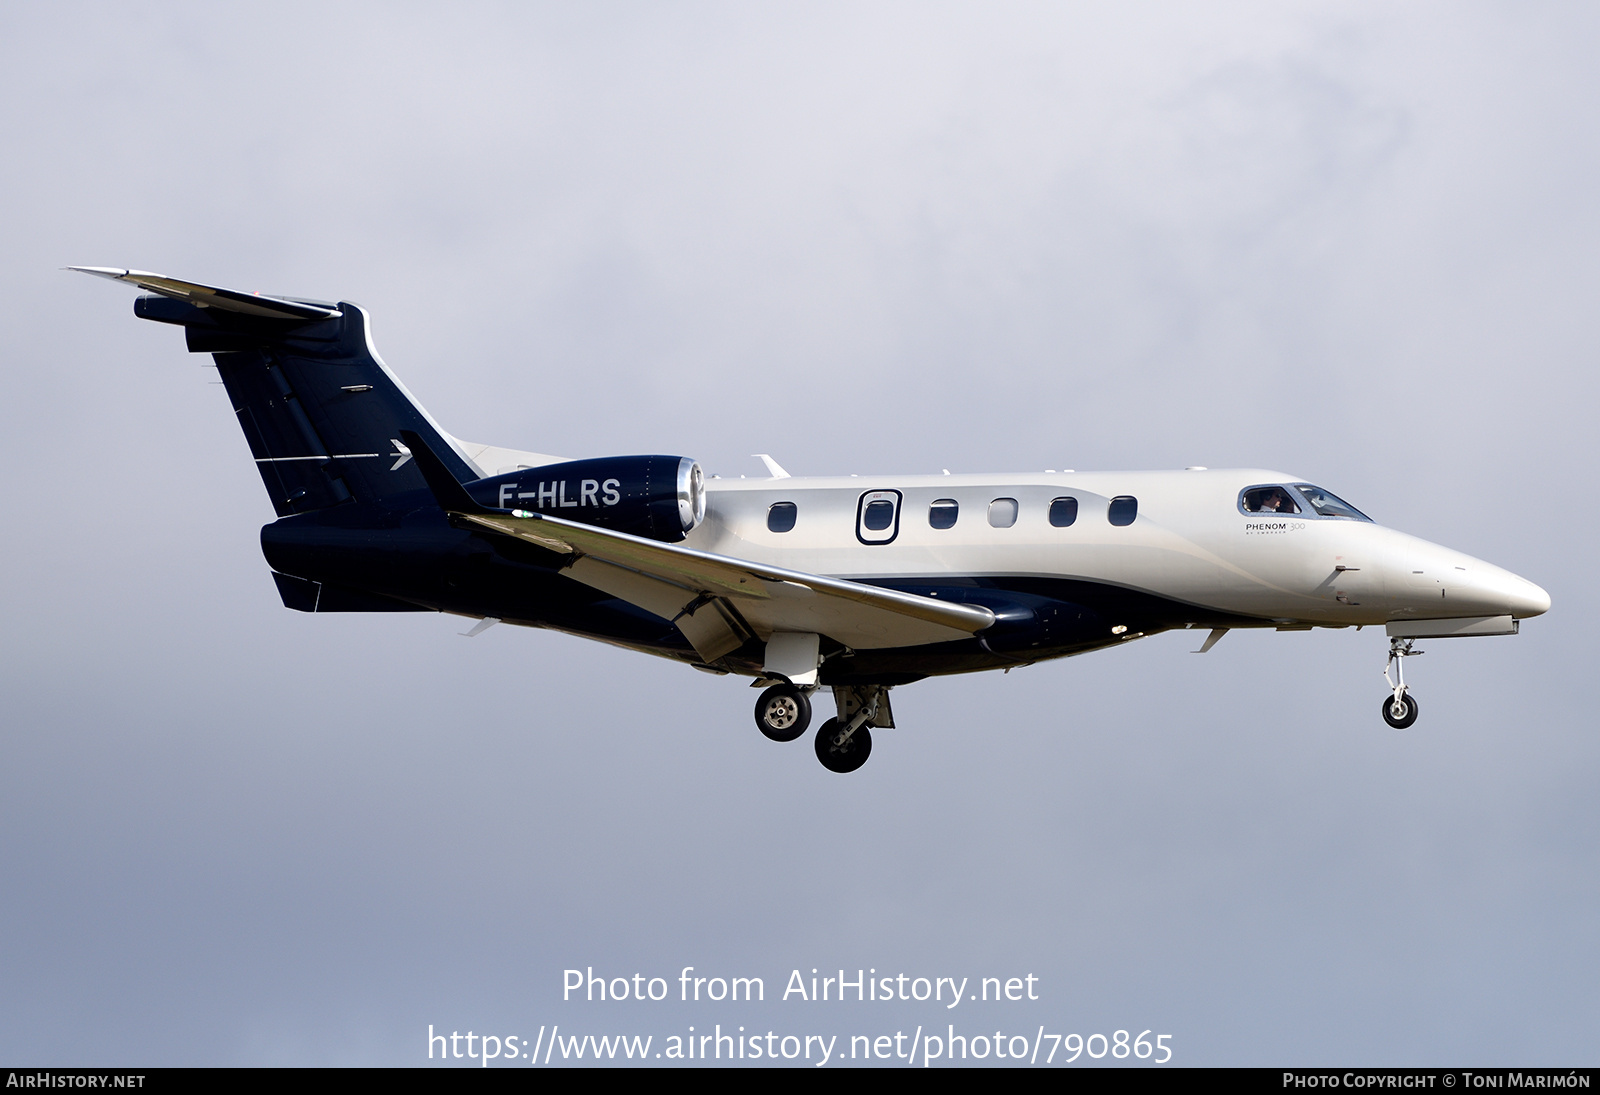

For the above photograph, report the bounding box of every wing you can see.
[460,507,995,661]
[396,427,994,662]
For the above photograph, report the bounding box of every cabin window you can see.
[988,498,1018,528]
[856,490,902,544]
[1292,484,1371,521]
[863,501,895,531]
[1048,497,1078,527]
[1108,496,1138,526]
[767,501,797,533]
[929,498,959,529]
[1240,486,1300,515]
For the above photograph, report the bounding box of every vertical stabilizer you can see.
[77,269,478,515]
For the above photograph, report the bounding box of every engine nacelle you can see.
[465,455,706,542]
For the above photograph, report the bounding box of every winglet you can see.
[398,428,491,514]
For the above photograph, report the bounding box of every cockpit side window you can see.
[1292,484,1371,521]
[1240,486,1300,515]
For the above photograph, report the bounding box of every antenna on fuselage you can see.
[753,454,790,479]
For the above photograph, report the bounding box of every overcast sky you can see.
[1,2,1595,1067]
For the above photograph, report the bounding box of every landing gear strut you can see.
[754,684,811,742]
[1382,637,1422,730]
[755,680,893,771]
[815,718,872,773]
[814,685,893,773]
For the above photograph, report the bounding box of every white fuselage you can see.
[682,468,1549,629]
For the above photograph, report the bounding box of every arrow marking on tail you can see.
[389,439,413,470]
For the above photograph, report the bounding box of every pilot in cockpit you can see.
[1245,486,1297,513]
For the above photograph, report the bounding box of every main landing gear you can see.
[753,683,893,773]
[754,684,811,742]
[1382,637,1422,730]
[815,715,872,774]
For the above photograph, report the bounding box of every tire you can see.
[814,717,872,773]
[1381,692,1419,730]
[755,685,810,742]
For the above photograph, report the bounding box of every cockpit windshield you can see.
[1291,484,1371,521]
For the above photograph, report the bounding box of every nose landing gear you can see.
[1382,638,1422,730]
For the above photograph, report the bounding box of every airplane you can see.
[73,267,1552,773]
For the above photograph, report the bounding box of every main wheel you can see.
[1381,692,1419,730]
[755,685,811,742]
[814,717,872,773]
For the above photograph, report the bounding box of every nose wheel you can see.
[1382,638,1423,730]
[1382,692,1419,729]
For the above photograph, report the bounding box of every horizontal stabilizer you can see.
[68,266,340,322]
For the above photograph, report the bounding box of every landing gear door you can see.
[856,490,902,545]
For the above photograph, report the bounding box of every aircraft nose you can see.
[1400,537,1551,620]
[1508,576,1551,618]
[1472,566,1550,619]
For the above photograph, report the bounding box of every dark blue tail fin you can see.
[81,269,477,516]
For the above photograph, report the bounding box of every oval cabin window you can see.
[767,502,797,533]
[863,500,896,531]
[988,498,1018,528]
[1048,497,1078,527]
[1108,496,1138,526]
[929,498,959,529]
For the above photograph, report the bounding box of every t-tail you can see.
[71,267,478,515]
